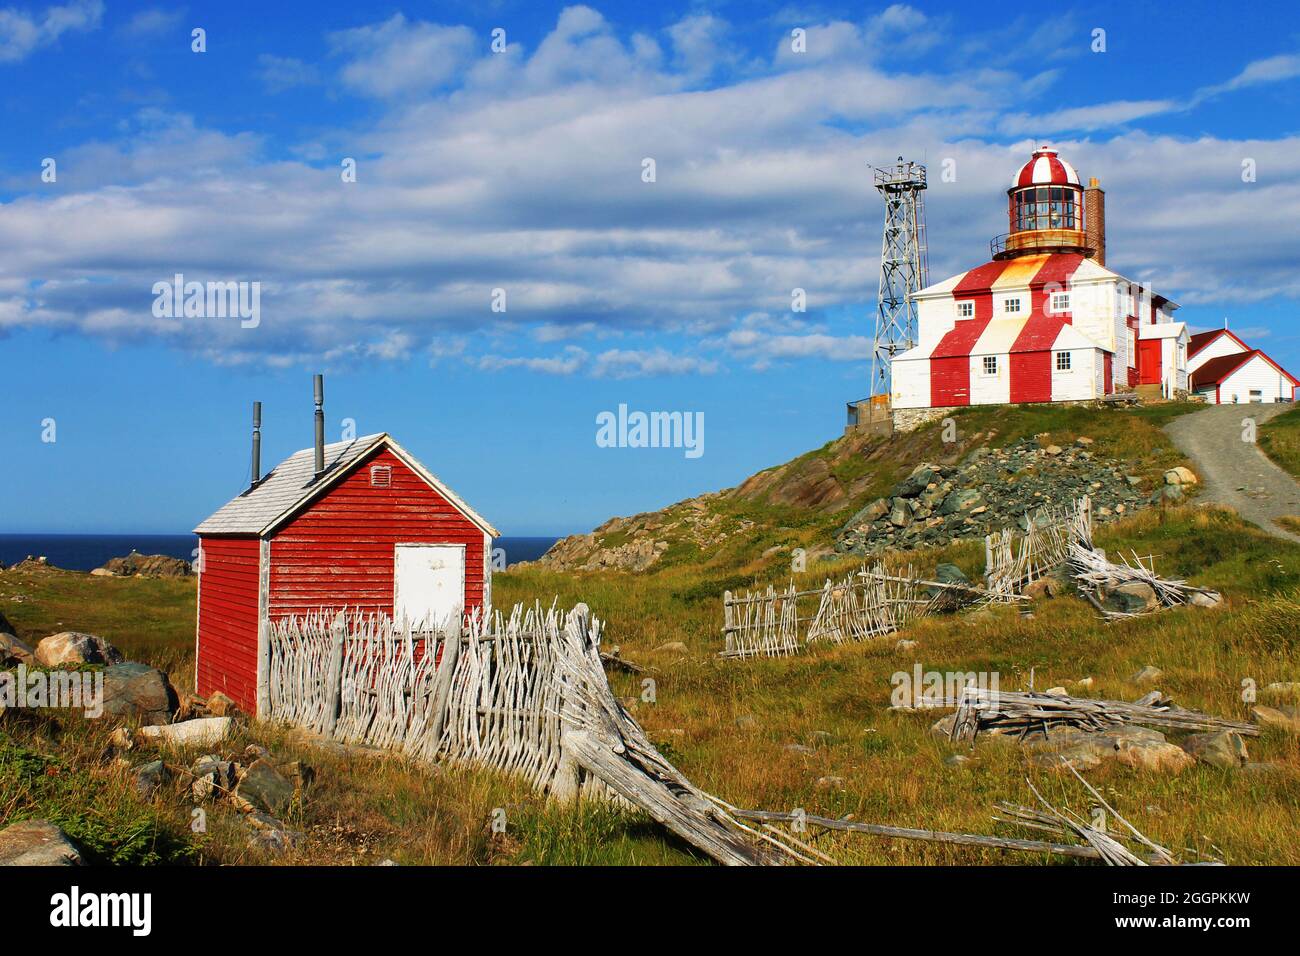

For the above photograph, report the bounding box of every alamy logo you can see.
[50,886,151,936]
[890,663,999,709]
[596,404,704,459]
[0,665,103,718]
[151,273,261,328]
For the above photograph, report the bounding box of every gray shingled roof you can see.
[194,434,388,535]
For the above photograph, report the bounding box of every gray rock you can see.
[939,488,983,515]
[1189,590,1223,608]
[1182,731,1248,769]
[0,631,36,666]
[133,759,168,799]
[1252,704,1300,734]
[34,631,124,667]
[138,716,232,748]
[896,466,936,497]
[101,662,179,725]
[190,754,238,800]
[784,743,816,755]
[0,819,84,866]
[933,563,971,587]
[244,812,304,853]
[888,499,912,527]
[815,775,845,789]
[1107,582,1160,614]
[1130,665,1164,683]
[233,759,296,816]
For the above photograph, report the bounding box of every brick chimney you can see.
[1084,176,1106,266]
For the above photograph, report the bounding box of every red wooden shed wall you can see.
[195,536,261,712]
[267,447,487,621]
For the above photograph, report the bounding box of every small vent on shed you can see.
[370,465,392,488]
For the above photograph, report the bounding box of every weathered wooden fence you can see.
[722,564,1017,659]
[266,602,805,864]
[984,496,1093,595]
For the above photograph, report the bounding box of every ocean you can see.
[0,534,562,572]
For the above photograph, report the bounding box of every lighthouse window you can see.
[1051,292,1070,313]
[1055,351,1072,371]
[956,301,974,318]
[1003,297,1021,314]
[982,356,998,376]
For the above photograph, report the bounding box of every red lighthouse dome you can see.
[994,145,1093,260]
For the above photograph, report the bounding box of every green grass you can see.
[1259,404,1300,479]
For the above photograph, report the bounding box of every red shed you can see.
[193,430,498,717]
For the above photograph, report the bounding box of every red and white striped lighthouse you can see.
[889,145,1192,419]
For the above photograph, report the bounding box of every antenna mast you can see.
[870,157,929,398]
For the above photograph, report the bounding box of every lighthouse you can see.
[993,146,1105,264]
[887,145,1192,427]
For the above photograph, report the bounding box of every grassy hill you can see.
[4,401,1300,865]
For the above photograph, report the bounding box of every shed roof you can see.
[1188,328,1249,358]
[1189,350,1300,390]
[194,433,498,538]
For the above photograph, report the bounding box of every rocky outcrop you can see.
[0,820,84,866]
[836,437,1149,555]
[34,631,125,667]
[94,552,191,578]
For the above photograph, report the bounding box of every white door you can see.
[393,544,465,630]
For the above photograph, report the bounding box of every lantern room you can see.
[993,146,1101,261]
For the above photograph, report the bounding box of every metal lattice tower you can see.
[870,158,929,398]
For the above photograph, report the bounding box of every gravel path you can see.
[1164,403,1300,542]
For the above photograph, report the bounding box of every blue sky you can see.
[2,0,1299,536]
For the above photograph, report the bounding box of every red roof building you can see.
[193,428,497,716]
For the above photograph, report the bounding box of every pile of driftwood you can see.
[267,603,806,865]
[722,564,1020,659]
[1066,538,1221,617]
[946,687,1259,744]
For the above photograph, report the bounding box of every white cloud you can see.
[330,14,476,98]
[117,7,183,39]
[1,8,1299,375]
[0,0,101,62]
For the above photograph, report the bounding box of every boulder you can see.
[138,716,232,748]
[1023,577,1059,600]
[845,498,888,529]
[939,489,983,516]
[233,759,296,816]
[895,639,918,653]
[101,662,178,725]
[896,466,936,498]
[245,812,304,853]
[1029,740,1105,772]
[933,563,971,587]
[205,691,241,718]
[0,632,36,666]
[1129,665,1164,683]
[653,641,688,654]
[133,760,168,799]
[88,568,114,577]
[1252,704,1300,734]
[190,754,238,800]
[1190,590,1223,608]
[1182,731,1248,769]
[1112,737,1195,773]
[1106,583,1159,615]
[1164,466,1197,486]
[34,631,125,667]
[888,499,912,528]
[0,820,84,866]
